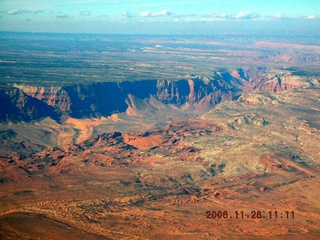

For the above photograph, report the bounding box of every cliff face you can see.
[13,81,159,119]
[251,75,314,92]
[4,68,318,122]
[244,72,319,93]
[0,87,59,122]
[12,85,72,112]
[10,73,245,121]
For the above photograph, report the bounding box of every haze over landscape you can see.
[0,1,320,239]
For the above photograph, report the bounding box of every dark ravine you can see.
[1,68,318,122]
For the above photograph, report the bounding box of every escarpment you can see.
[2,68,318,122]
[0,86,59,122]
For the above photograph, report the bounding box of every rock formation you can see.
[2,68,317,123]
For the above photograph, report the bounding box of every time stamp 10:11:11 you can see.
[206,211,295,220]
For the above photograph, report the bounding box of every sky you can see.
[0,0,319,35]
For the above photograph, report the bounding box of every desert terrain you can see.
[0,32,320,239]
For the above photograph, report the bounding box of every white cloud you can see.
[80,11,91,16]
[271,13,292,20]
[272,13,285,19]
[306,15,318,20]
[140,9,173,17]
[202,13,231,21]
[185,12,261,22]
[152,9,172,17]
[136,10,317,23]
[213,13,229,19]
[140,11,151,17]
[6,9,32,15]
[122,11,135,18]
[235,11,258,20]
[6,9,45,15]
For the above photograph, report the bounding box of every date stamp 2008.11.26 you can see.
[206,210,295,220]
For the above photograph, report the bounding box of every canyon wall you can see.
[0,86,59,122]
[1,68,318,122]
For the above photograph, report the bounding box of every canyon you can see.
[1,32,320,239]
[6,68,316,121]
[0,67,318,150]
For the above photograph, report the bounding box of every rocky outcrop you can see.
[123,133,164,150]
[253,75,310,92]
[244,72,318,93]
[12,85,71,112]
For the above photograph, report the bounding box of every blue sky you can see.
[0,0,319,34]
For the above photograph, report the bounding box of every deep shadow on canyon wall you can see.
[0,67,308,122]
[1,76,244,122]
